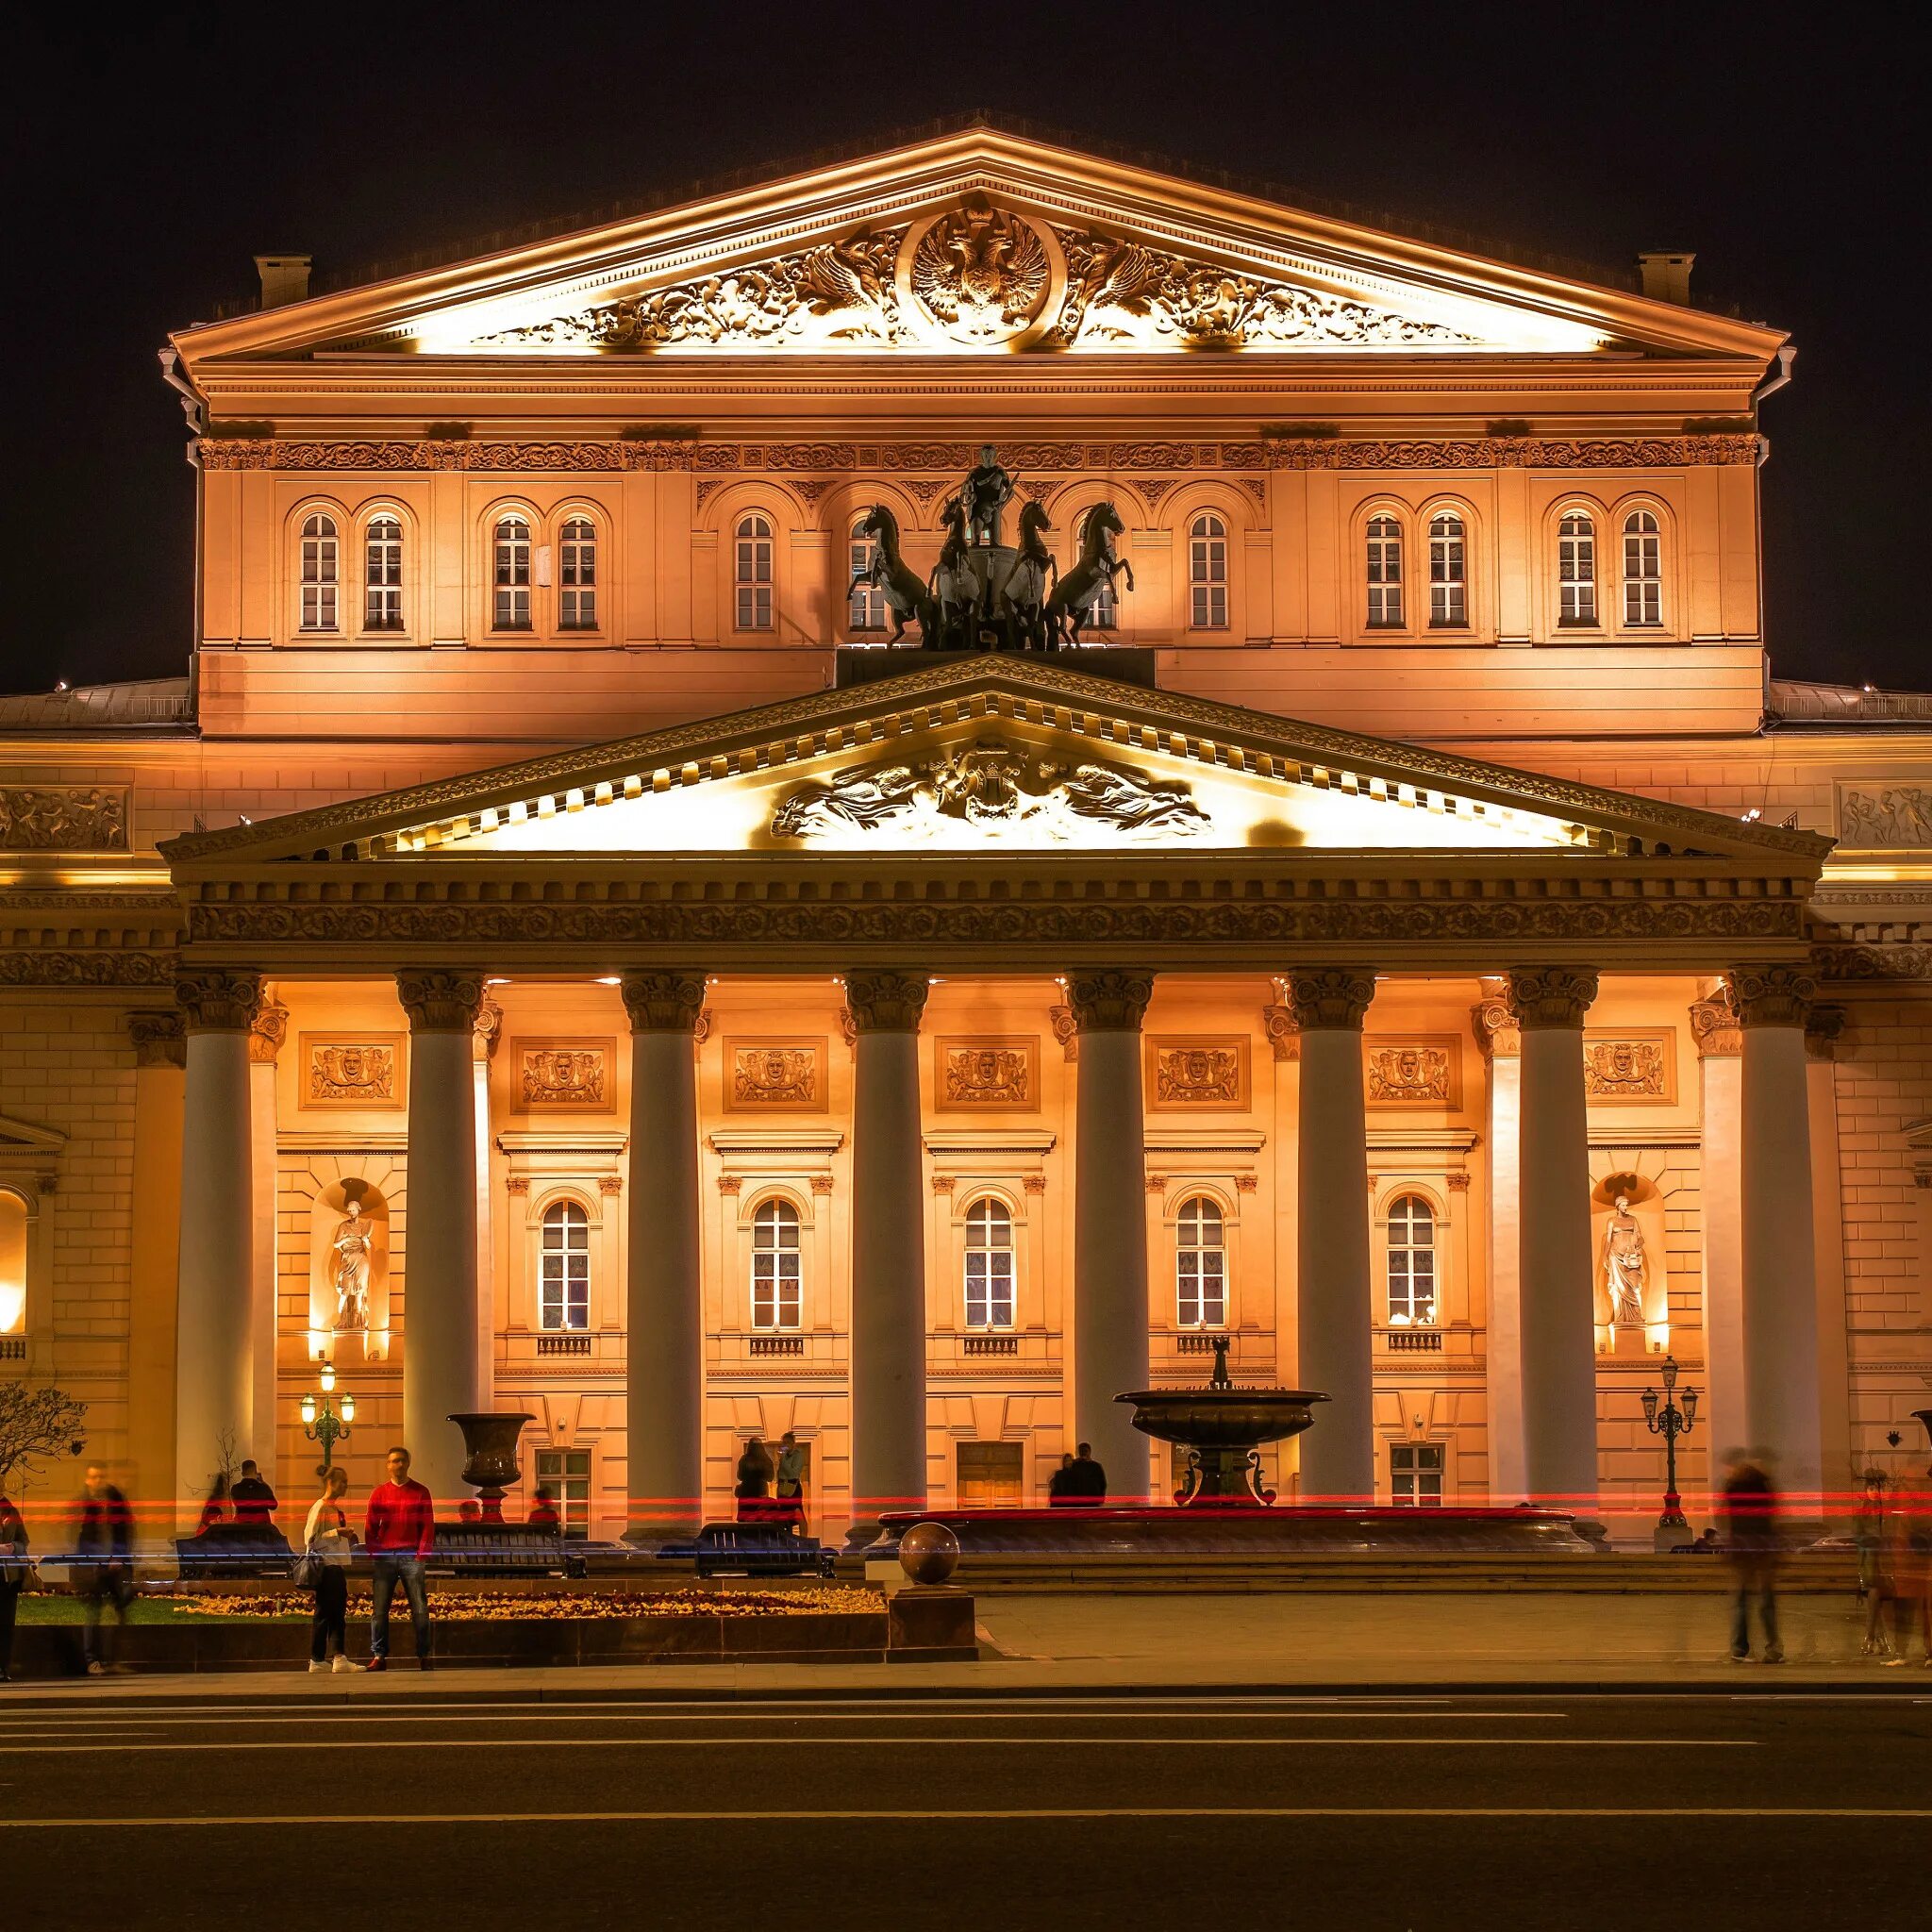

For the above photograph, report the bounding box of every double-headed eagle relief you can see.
[475,194,1478,355]
[771,736,1212,847]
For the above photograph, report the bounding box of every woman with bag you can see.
[301,1466,356,1674]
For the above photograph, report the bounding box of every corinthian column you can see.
[1287,968,1376,1505]
[174,969,261,1529]
[845,970,930,1526]
[1068,970,1155,1503]
[620,971,707,1542]
[397,970,485,1511]
[1733,964,1824,1513]
[247,997,288,1494]
[1472,987,1525,1502]
[1507,966,1601,1516]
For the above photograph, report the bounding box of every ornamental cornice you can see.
[1065,970,1155,1031]
[161,657,1829,868]
[192,434,1762,475]
[842,969,930,1033]
[620,970,708,1033]
[1811,941,1932,983]
[0,948,176,988]
[1283,967,1375,1031]
[1730,962,1817,1029]
[1504,965,1599,1030]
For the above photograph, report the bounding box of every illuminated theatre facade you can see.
[6,125,1931,1536]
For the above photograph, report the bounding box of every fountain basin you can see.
[1118,1384,1325,1506]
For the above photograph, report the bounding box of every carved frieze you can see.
[303,1035,402,1108]
[1581,1032,1674,1103]
[0,786,127,851]
[0,949,175,988]
[1148,1038,1250,1109]
[727,1039,824,1109]
[516,1040,611,1108]
[772,735,1209,845]
[938,1038,1036,1109]
[1366,1039,1459,1107]
[1838,785,1932,847]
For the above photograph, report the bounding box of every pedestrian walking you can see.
[0,1491,28,1683]
[1722,1449,1783,1664]
[1855,1472,1893,1658]
[74,1463,135,1674]
[1879,1472,1931,1668]
[774,1431,808,1530]
[231,1459,278,1534]
[1067,1442,1108,1507]
[301,1467,356,1674]
[362,1446,435,1671]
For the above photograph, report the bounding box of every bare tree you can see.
[0,1384,89,1491]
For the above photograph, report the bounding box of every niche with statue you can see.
[308,1176,392,1360]
[1590,1168,1673,1356]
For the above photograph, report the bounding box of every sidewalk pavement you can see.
[5,1590,1925,1703]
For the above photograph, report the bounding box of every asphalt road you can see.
[1,1690,1926,1930]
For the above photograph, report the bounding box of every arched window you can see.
[1622,509,1662,626]
[848,517,886,631]
[0,1186,27,1335]
[751,1199,802,1329]
[1386,1194,1438,1325]
[963,1197,1014,1329]
[1427,511,1466,628]
[1557,510,1597,625]
[558,517,597,629]
[1174,1195,1226,1329]
[363,516,403,631]
[539,1200,590,1331]
[299,513,339,631]
[493,515,532,629]
[1189,513,1227,629]
[1366,514,1404,627]
[735,513,774,630]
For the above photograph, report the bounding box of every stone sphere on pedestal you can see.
[898,1520,960,1586]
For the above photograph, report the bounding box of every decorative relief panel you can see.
[1365,1038,1460,1108]
[515,1040,611,1109]
[726,1039,824,1111]
[1581,1032,1675,1104]
[302,1035,402,1109]
[1147,1038,1250,1110]
[1838,785,1932,848]
[938,1037,1037,1110]
[0,786,127,851]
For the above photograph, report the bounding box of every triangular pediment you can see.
[161,657,1830,874]
[173,126,1783,369]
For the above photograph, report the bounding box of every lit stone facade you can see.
[4,127,1929,1537]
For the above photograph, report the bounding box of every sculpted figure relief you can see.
[0,786,127,851]
[1601,1192,1648,1327]
[1840,787,1932,847]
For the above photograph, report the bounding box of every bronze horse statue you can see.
[928,495,979,650]
[848,504,938,645]
[1047,501,1133,646]
[997,500,1058,651]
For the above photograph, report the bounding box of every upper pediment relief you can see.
[174,129,1786,373]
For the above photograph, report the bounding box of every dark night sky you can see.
[9,7,1924,696]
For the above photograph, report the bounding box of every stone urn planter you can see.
[448,1410,535,1524]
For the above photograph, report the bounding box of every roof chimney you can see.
[1638,250,1694,305]
[254,253,312,309]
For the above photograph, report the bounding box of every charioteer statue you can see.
[963,443,1016,547]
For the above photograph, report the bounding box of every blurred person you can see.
[1688,1527,1721,1554]
[0,1491,27,1682]
[1048,1452,1074,1506]
[1722,1449,1783,1664]
[302,1466,356,1674]
[230,1459,278,1534]
[1880,1471,1931,1668]
[75,1463,135,1674]
[1855,1472,1894,1657]
[774,1431,808,1530]
[194,1471,230,1537]
[734,1437,774,1522]
[1066,1442,1108,1507]
[527,1486,561,1533]
[363,1446,435,1672]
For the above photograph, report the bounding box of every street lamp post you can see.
[300,1360,356,1476]
[1641,1354,1698,1541]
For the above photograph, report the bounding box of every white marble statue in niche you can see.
[1600,1191,1648,1327]
[330,1199,374,1332]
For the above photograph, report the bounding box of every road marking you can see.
[0,1805,1916,1828]
[0,1735,1753,1754]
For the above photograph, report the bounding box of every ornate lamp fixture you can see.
[1641,1355,1699,1534]
[299,1360,356,1475]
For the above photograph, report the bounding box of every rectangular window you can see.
[364,519,403,631]
[1557,519,1597,625]
[1391,1442,1444,1507]
[558,522,597,629]
[752,1247,801,1329]
[1428,519,1467,627]
[1176,1247,1225,1328]
[964,1247,1014,1328]
[534,1448,592,1539]
[956,1441,1024,1506]
[1624,517,1662,626]
[1366,520,1403,627]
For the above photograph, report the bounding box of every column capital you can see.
[1283,968,1374,1032]
[175,968,263,1034]
[1504,965,1598,1030]
[247,999,290,1066]
[1805,1002,1849,1060]
[1261,1001,1300,1061]
[1731,963,1817,1029]
[126,1008,186,1069]
[620,971,708,1033]
[1065,970,1155,1032]
[1690,985,1742,1058]
[1470,996,1521,1060]
[396,969,487,1032]
[842,969,930,1034]
[473,994,505,1062]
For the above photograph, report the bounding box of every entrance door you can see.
[956,1441,1024,1506]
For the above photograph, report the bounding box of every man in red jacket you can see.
[364,1445,436,1671]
